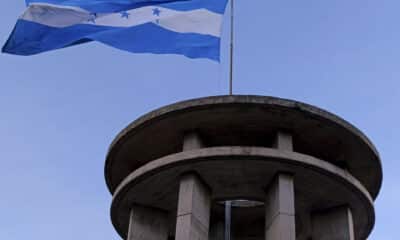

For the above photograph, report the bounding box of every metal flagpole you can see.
[225,200,232,240]
[226,2,234,238]
[229,0,234,95]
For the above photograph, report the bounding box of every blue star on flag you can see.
[152,8,161,16]
[88,13,97,23]
[120,11,130,19]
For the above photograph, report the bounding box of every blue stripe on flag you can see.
[3,19,220,61]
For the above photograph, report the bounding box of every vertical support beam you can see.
[127,204,169,240]
[175,173,211,240]
[265,174,296,240]
[311,206,355,240]
[273,131,293,151]
[183,132,204,151]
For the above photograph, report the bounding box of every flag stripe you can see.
[21,3,222,37]
[26,0,227,14]
[3,20,220,60]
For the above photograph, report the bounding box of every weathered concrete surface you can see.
[312,206,355,240]
[175,173,211,240]
[127,205,168,240]
[105,95,382,200]
[183,132,204,151]
[265,174,296,240]
[110,147,374,240]
[273,131,293,151]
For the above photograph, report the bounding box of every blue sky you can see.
[0,0,398,239]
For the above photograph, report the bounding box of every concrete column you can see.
[175,173,211,240]
[183,132,204,151]
[273,131,293,151]
[311,206,355,240]
[127,204,169,240]
[265,173,296,240]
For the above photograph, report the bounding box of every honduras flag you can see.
[2,0,228,61]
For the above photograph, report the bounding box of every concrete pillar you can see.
[127,204,169,240]
[175,173,211,240]
[311,206,355,240]
[183,132,204,151]
[265,174,296,240]
[273,131,293,151]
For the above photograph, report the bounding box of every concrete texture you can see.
[105,95,382,200]
[183,132,204,151]
[127,205,169,240]
[311,206,355,240]
[273,131,293,151]
[265,174,296,240]
[175,173,211,240]
[110,147,374,239]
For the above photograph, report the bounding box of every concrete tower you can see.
[104,95,382,240]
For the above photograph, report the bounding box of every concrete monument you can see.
[104,95,382,240]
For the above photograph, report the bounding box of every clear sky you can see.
[0,0,398,239]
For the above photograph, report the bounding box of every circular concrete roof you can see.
[105,95,382,198]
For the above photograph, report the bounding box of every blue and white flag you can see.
[2,0,228,61]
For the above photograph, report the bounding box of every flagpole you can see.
[229,0,234,95]
[225,200,232,240]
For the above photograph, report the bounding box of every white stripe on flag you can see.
[21,3,223,37]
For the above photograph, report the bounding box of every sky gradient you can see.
[0,1,399,239]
